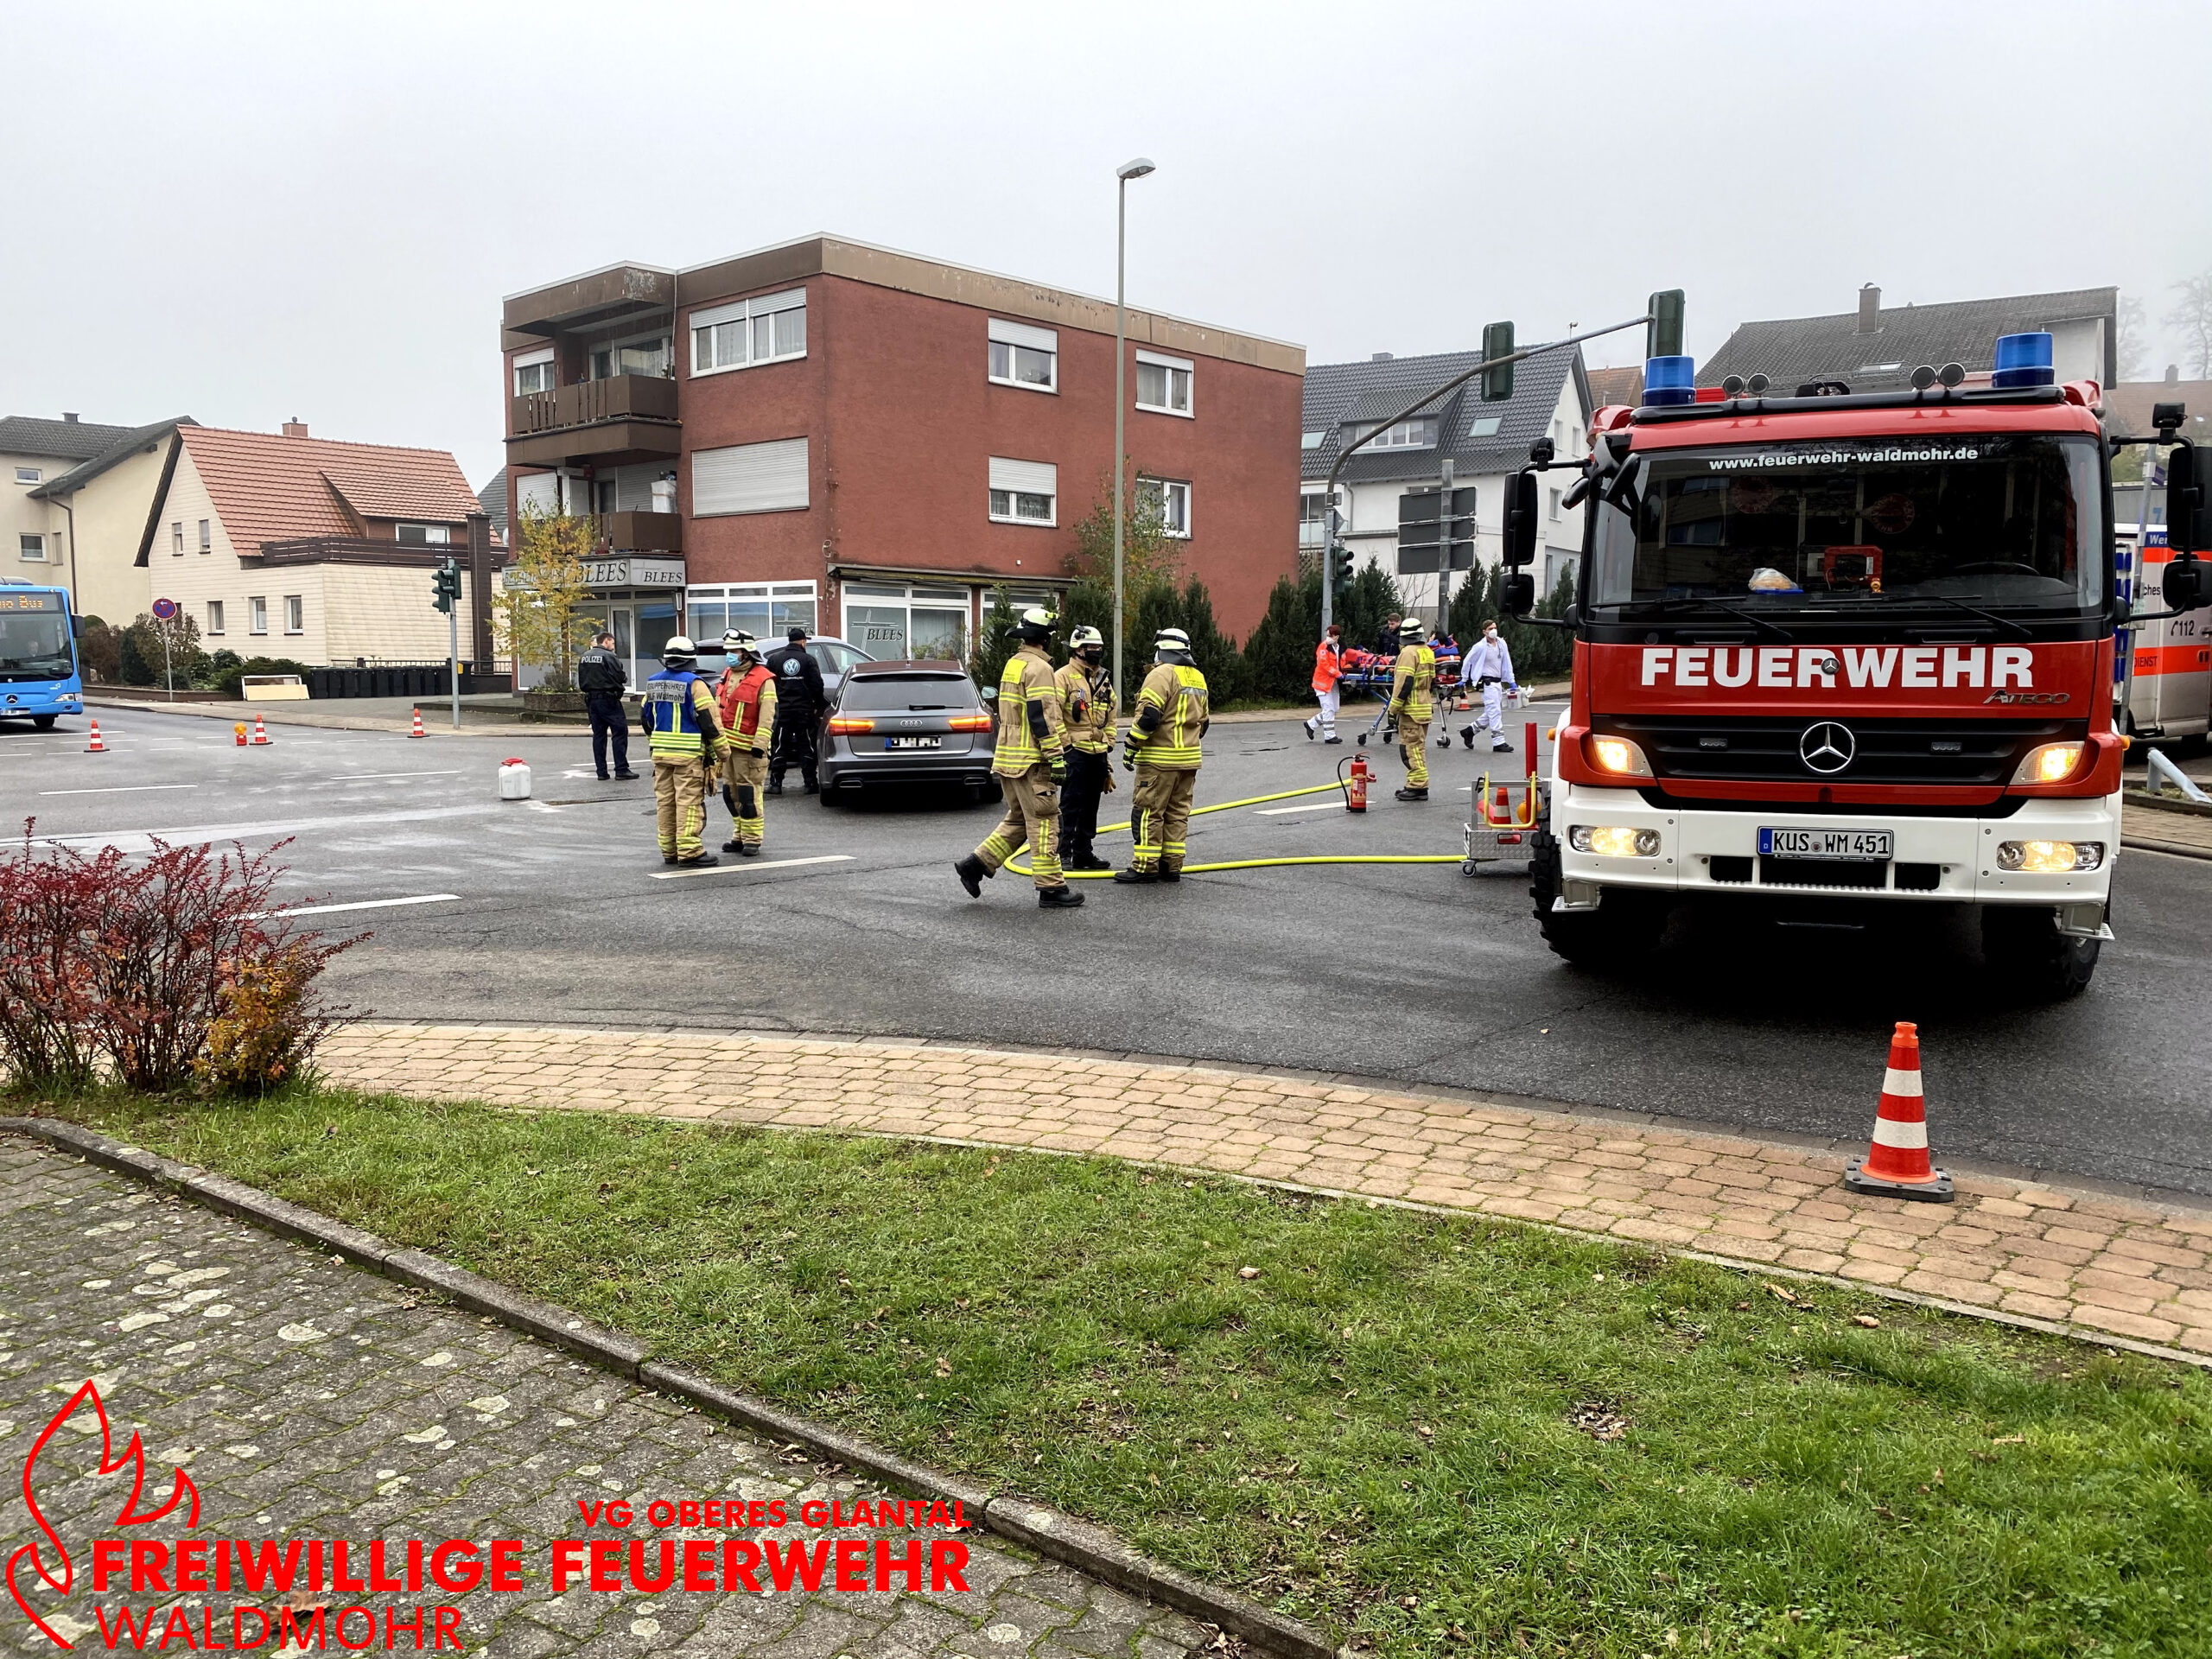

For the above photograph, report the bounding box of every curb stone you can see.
[0,1116,1340,1659]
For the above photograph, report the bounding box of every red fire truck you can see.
[1511,333,2210,998]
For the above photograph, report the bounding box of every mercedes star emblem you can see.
[1799,721,1855,774]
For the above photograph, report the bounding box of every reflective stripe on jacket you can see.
[644,669,721,759]
[1133,662,1208,769]
[993,645,1065,774]
[1391,645,1436,721]
[1312,639,1341,694]
[715,664,777,753]
[1054,659,1116,754]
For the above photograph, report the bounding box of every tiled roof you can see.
[321,467,484,524]
[28,417,196,499]
[177,427,480,558]
[2103,379,2212,440]
[476,467,508,531]
[1301,345,1586,486]
[1585,365,1643,409]
[1702,287,2117,396]
[0,415,144,463]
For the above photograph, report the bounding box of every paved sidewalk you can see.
[0,1140,1208,1659]
[322,1024,2212,1360]
[2123,795,2212,858]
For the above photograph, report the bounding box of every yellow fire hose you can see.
[1006,780,1465,879]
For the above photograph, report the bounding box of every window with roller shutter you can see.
[987,457,1056,526]
[693,438,810,517]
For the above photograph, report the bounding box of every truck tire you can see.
[1530,829,1665,968]
[1981,904,2100,1000]
[32,715,56,730]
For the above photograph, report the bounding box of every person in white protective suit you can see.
[1457,620,1520,753]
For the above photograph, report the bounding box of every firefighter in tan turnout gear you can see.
[954,608,1083,909]
[639,636,727,867]
[1115,626,1209,884]
[714,629,777,856]
[1053,624,1117,871]
[1389,616,1435,803]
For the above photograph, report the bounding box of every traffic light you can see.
[1479,321,1516,403]
[431,558,461,614]
[1331,542,1356,592]
[1647,289,1685,360]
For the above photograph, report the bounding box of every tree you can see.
[1067,464,1181,664]
[122,611,205,693]
[2166,270,2212,379]
[492,505,602,692]
[75,615,122,685]
[1240,571,1325,702]
[2117,295,2150,383]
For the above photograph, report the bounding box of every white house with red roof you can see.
[130,420,504,668]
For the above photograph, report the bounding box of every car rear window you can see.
[838,674,977,711]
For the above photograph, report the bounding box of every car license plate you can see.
[884,735,941,750]
[1758,827,1893,861]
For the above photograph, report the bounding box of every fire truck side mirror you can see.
[1502,572,1537,616]
[2167,439,2211,556]
[2161,552,2206,612]
[1503,472,1539,570]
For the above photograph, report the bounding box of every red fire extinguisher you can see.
[1344,753,1370,813]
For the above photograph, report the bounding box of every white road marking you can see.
[1255,800,1344,816]
[40,783,200,797]
[40,804,503,855]
[649,855,855,881]
[258,893,464,918]
[327,771,463,782]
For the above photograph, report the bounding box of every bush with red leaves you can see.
[0,821,359,1095]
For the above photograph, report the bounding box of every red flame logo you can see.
[9,1381,200,1649]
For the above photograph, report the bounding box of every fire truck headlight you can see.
[1569,825,1661,857]
[2011,741,2085,785]
[1996,839,2103,874]
[1586,734,1654,779]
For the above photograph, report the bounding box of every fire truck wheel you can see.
[1530,830,1665,968]
[1980,904,2100,1000]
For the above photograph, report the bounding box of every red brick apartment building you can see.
[500,235,1303,678]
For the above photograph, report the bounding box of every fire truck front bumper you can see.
[1551,784,2119,933]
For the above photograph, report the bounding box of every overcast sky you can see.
[7,0,2209,486]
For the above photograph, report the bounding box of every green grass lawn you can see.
[36,1090,2211,1658]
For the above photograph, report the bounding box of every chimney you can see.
[62,412,79,423]
[1857,285,1882,334]
[2168,364,2181,385]
[1371,352,1394,362]
[282,418,309,438]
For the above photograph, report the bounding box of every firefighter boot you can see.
[1395,786,1429,803]
[1038,886,1085,908]
[1112,867,1160,884]
[954,855,991,898]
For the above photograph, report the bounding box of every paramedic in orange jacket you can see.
[1304,623,1344,744]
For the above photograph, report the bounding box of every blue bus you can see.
[0,582,86,729]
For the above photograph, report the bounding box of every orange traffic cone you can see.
[250,715,271,747]
[409,707,426,739]
[85,720,105,753]
[1845,1022,1954,1202]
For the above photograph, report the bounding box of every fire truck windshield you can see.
[1588,433,2104,618]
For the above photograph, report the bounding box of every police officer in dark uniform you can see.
[764,626,826,795]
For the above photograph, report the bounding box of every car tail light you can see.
[827,716,875,734]
[948,714,992,731]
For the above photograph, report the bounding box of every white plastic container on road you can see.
[498,758,532,801]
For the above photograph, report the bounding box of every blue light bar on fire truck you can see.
[1643,354,1696,407]
[1992,331,2056,390]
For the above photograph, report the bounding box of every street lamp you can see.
[1113,156,1155,709]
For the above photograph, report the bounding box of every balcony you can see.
[506,374,680,467]
[595,511,683,554]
